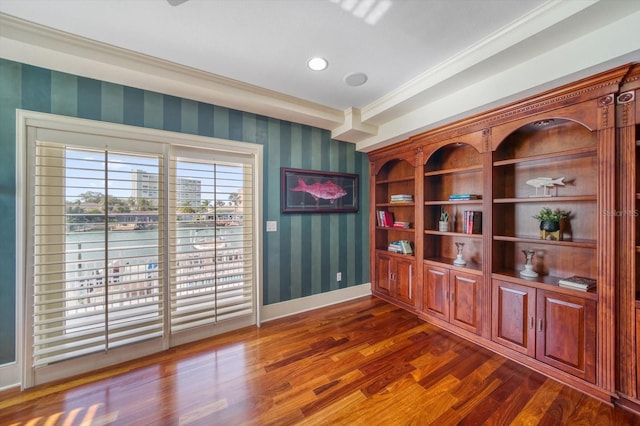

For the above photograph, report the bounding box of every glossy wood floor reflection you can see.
[1,296,639,425]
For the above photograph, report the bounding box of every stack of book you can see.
[387,240,413,255]
[463,210,482,234]
[449,193,481,201]
[558,276,597,291]
[376,210,394,227]
[390,194,414,203]
[392,221,411,229]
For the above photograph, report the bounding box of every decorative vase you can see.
[439,221,449,232]
[453,242,466,266]
[541,220,560,231]
[520,249,538,278]
[539,220,562,240]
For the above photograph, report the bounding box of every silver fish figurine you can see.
[526,177,565,188]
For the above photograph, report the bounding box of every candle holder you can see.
[453,242,466,266]
[520,249,538,278]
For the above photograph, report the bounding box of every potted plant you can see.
[533,207,570,240]
[439,209,449,232]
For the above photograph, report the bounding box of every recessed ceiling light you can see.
[307,57,328,71]
[344,72,368,87]
[533,119,554,127]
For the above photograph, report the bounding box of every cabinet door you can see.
[492,280,536,357]
[375,254,391,295]
[536,290,596,383]
[423,265,449,320]
[450,271,481,334]
[393,257,414,305]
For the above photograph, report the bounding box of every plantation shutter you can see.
[22,113,260,387]
[29,129,164,367]
[169,147,254,333]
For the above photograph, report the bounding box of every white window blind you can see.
[169,149,254,333]
[31,140,164,366]
[21,113,260,387]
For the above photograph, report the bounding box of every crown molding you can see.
[0,13,346,132]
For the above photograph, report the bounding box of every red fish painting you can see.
[290,178,347,203]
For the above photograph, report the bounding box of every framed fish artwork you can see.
[281,168,359,213]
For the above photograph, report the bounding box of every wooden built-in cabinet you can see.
[376,252,415,306]
[424,263,481,335]
[492,280,596,383]
[370,154,420,311]
[369,64,638,410]
[421,138,486,337]
[489,113,600,385]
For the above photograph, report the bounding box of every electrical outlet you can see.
[337,272,342,281]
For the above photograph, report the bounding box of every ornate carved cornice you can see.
[396,64,633,149]
[616,91,636,128]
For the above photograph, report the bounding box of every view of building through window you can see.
[29,135,254,379]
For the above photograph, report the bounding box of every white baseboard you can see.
[259,283,372,324]
[0,362,20,391]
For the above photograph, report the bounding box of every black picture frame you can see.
[281,168,359,213]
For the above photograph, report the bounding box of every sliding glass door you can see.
[22,117,258,387]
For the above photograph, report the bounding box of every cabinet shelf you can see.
[493,195,596,203]
[376,226,414,233]
[375,248,415,260]
[376,202,415,207]
[376,176,414,185]
[425,199,483,205]
[493,146,596,167]
[424,164,483,177]
[492,270,598,301]
[424,257,482,273]
[425,230,483,239]
[493,235,596,248]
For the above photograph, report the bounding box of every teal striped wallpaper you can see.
[0,58,370,364]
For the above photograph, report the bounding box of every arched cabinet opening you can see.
[372,157,417,308]
[423,143,483,268]
[422,142,484,336]
[491,118,598,283]
[490,117,598,384]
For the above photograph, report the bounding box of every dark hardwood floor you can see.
[1,296,638,425]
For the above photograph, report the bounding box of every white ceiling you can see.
[1,0,640,151]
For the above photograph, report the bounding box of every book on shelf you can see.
[392,221,411,229]
[376,210,394,227]
[449,193,481,200]
[463,211,482,234]
[558,276,597,291]
[387,240,413,255]
[390,194,414,203]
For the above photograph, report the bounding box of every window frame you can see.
[16,110,263,388]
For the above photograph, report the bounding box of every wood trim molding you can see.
[374,65,634,154]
